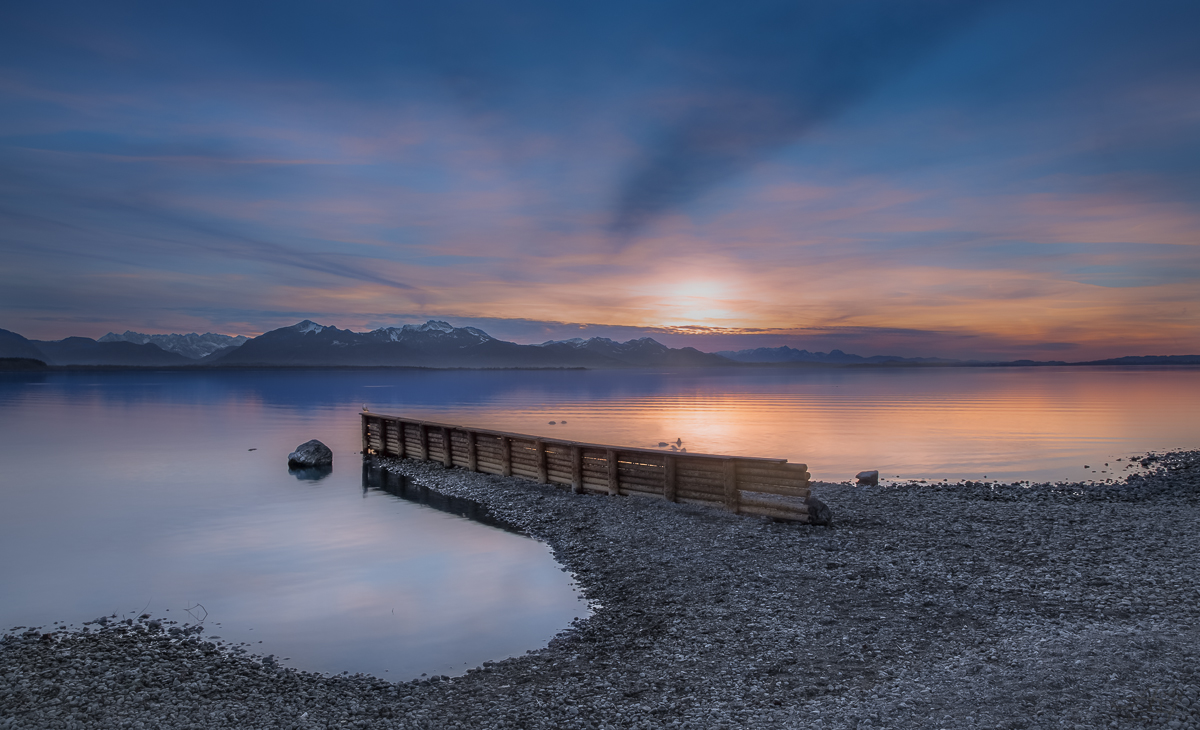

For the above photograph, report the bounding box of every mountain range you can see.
[0,321,732,368]
[1,322,1197,369]
[98,331,248,359]
[212,320,731,368]
[716,345,955,365]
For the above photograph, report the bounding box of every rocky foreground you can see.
[4,452,1200,730]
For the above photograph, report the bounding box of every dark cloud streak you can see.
[608,1,997,239]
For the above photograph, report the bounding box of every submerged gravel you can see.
[4,450,1200,729]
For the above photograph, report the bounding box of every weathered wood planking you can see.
[361,412,813,522]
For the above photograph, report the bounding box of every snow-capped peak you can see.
[537,337,587,347]
[401,320,455,334]
[292,320,326,334]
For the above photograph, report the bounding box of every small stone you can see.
[855,470,879,486]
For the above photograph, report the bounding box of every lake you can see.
[2,366,1198,678]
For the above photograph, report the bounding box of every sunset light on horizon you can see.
[2,0,1198,360]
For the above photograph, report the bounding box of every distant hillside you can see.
[537,336,733,367]
[716,345,955,365]
[0,328,48,361]
[99,331,248,359]
[1080,355,1200,366]
[30,337,193,366]
[209,320,733,368]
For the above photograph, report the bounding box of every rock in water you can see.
[805,495,833,526]
[855,469,879,486]
[288,440,333,468]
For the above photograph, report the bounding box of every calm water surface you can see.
[0,372,588,680]
[2,366,1198,677]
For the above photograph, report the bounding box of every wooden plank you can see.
[738,483,810,498]
[736,468,810,481]
[676,468,720,480]
[664,455,677,502]
[512,463,538,480]
[677,495,720,506]
[549,453,576,470]
[615,453,666,467]
[571,445,583,494]
[621,484,663,498]
[737,503,811,522]
[676,488,724,502]
[676,485,724,500]
[501,437,512,477]
[476,437,503,459]
[536,440,548,484]
[606,449,619,496]
[449,430,470,463]
[735,473,810,488]
[739,491,810,512]
[472,456,501,473]
[419,424,429,461]
[477,462,504,476]
[615,473,666,490]
[616,462,665,479]
[581,474,608,489]
[675,475,725,490]
[467,431,478,472]
[723,459,739,513]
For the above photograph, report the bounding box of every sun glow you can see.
[652,278,742,326]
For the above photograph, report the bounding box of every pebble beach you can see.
[3,451,1199,729]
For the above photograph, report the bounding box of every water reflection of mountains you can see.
[361,459,520,534]
[0,368,750,409]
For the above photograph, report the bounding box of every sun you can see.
[658,279,738,326]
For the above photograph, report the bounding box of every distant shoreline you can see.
[5,360,1200,372]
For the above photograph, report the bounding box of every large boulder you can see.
[288,439,333,468]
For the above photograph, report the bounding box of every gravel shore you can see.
[4,451,1199,729]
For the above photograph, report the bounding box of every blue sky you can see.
[2,0,1198,358]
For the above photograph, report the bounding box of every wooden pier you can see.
[361,412,815,523]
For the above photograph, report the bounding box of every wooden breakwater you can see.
[361,412,814,523]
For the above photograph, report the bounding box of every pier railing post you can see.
[441,427,453,467]
[501,437,512,477]
[536,440,548,484]
[664,455,677,502]
[467,431,478,472]
[606,449,619,496]
[571,445,583,494]
[396,420,406,459]
[723,459,739,513]
[418,424,429,462]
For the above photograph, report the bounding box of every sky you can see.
[1,0,1198,360]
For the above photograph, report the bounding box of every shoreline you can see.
[3,451,1199,728]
